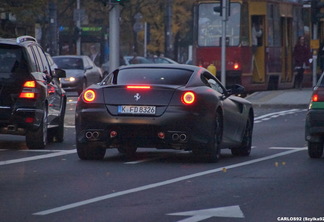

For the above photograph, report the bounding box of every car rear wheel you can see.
[26,108,48,149]
[48,105,65,143]
[308,142,324,158]
[54,101,66,142]
[77,141,106,160]
[206,112,222,163]
[231,117,253,156]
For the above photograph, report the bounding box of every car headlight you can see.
[63,77,76,82]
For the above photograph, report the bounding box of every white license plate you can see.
[118,106,156,114]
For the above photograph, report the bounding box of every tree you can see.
[119,0,194,60]
[0,0,195,61]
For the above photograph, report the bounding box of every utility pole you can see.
[109,4,120,72]
[220,0,228,87]
[76,0,81,55]
[214,0,229,86]
[48,2,58,55]
[165,0,172,58]
[144,22,147,57]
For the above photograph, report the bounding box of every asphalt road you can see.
[1,97,324,222]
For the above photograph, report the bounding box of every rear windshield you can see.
[53,57,83,69]
[0,45,29,80]
[105,68,193,86]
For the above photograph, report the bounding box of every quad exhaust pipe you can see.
[171,133,187,142]
[85,131,100,140]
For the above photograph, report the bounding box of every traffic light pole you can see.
[109,4,120,72]
[76,0,81,55]
[220,0,227,87]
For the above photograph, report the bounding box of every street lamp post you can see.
[76,0,81,55]
[109,4,120,72]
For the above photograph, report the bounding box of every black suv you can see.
[0,36,67,149]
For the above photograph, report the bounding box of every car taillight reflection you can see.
[181,91,195,105]
[83,89,96,102]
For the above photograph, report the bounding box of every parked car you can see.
[305,73,324,158]
[75,64,254,162]
[53,55,103,95]
[0,36,67,149]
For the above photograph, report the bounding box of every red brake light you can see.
[181,91,195,105]
[126,85,151,89]
[23,81,36,88]
[312,94,319,102]
[19,92,35,99]
[83,89,96,102]
[19,81,36,99]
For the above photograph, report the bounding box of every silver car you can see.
[53,55,103,95]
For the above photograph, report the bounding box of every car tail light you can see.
[19,80,36,99]
[312,94,319,102]
[83,89,96,102]
[126,85,151,89]
[312,89,324,102]
[233,62,240,70]
[25,117,35,123]
[181,91,195,105]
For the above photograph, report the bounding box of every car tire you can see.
[231,117,253,156]
[55,100,66,142]
[48,102,66,143]
[308,142,324,158]
[54,112,65,143]
[206,112,222,163]
[26,107,48,149]
[77,141,106,160]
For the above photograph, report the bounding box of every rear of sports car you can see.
[75,66,216,159]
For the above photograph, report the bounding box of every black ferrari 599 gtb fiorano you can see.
[75,64,254,162]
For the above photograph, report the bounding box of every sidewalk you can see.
[245,88,313,108]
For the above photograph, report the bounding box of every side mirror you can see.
[85,66,93,70]
[54,68,66,78]
[227,84,245,95]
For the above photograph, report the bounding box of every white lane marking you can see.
[33,148,306,216]
[254,109,306,123]
[124,157,163,164]
[19,150,72,153]
[168,205,245,221]
[269,147,305,150]
[0,149,76,166]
